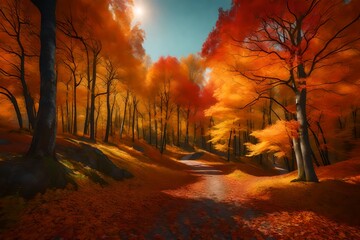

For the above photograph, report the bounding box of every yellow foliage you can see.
[246,120,299,158]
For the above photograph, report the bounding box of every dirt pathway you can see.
[146,153,263,239]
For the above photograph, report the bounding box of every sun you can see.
[134,5,144,18]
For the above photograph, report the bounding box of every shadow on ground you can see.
[247,179,360,227]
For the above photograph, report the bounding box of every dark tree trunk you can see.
[227,129,232,162]
[83,46,91,136]
[18,20,37,130]
[28,0,57,158]
[148,101,152,144]
[160,97,163,146]
[352,107,358,138]
[311,148,321,167]
[193,123,197,146]
[110,95,116,136]
[104,82,111,143]
[268,88,273,125]
[89,42,101,141]
[177,105,180,146]
[131,97,137,142]
[136,111,140,140]
[160,95,170,154]
[154,100,158,148]
[120,90,130,139]
[201,126,205,149]
[60,104,65,133]
[72,74,77,135]
[0,87,23,129]
[238,129,243,156]
[233,133,237,157]
[316,121,330,165]
[65,83,71,133]
[261,106,266,129]
[185,108,190,145]
[160,121,168,154]
[141,116,145,140]
[21,68,36,130]
[127,102,132,134]
[309,125,327,166]
[95,99,100,138]
[89,56,96,140]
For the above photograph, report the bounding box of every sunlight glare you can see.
[134,5,144,19]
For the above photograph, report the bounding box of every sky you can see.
[134,0,232,61]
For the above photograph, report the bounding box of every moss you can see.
[82,167,108,186]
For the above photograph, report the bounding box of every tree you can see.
[119,88,130,139]
[103,58,118,143]
[179,54,204,146]
[61,39,83,135]
[89,40,102,141]
[0,0,37,129]
[58,10,92,135]
[0,86,23,128]
[148,57,185,153]
[27,0,57,158]
[203,0,360,182]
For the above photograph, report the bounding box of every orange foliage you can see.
[202,0,360,163]
[246,120,299,158]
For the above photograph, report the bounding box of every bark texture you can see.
[28,0,57,158]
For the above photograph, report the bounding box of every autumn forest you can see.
[0,0,359,239]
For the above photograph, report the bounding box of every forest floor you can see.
[0,129,360,239]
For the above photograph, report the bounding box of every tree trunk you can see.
[261,105,266,129]
[104,82,111,142]
[227,129,232,162]
[160,97,163,146]
[292,137,305,181]
[352,107,358,138]
[160,97,169,154]
[95,98,101,138]
[110,94,116,137]
[72,74,77,135]
[201,126,205,149]
[185,108,190,145]
[28,0,57,158]
[120,90,129,139]
[127,102,132,134]
[148,101,152,144]
[136,110,140,140]
[154,100,158,148]
[0,88,23,129]
[316,121,330,165]
[65,83,70,132]
[309,125,326,166]
[296,89,318,182]
[89,54,97,140]
[89,42,101,141]
[141,116,145,140]
[60,104,64,133]
[131,97,137,142]
[19,38,36,130]
[233,133,237,157]
[177,105,180,146]
[160,121,168,154]
[268,88,273,125]
[83,45,91,136]
[193,123,197,146]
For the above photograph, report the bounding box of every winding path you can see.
[180,153,226,200]
[147,152,259,239]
